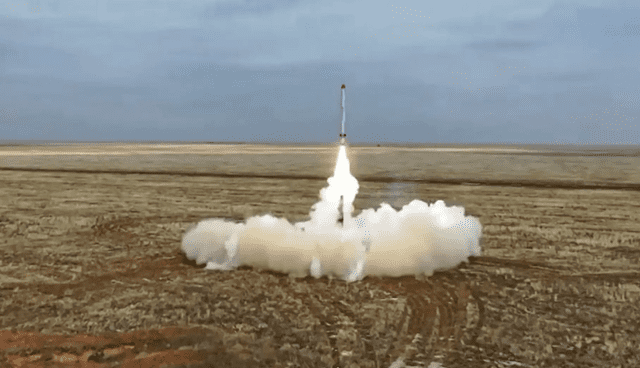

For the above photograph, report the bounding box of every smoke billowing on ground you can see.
[182,145,483,282]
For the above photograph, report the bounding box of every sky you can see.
[1,0,640,144]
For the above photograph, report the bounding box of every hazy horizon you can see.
[2,139,639,151]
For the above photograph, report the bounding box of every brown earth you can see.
[1,144,639,367]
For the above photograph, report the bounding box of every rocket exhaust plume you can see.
[340,84,346,145]
[181,86,483,282]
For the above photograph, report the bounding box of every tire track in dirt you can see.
[2,149,640,367]
[469,255,640,283]
[1,247,482,367]
[4,226,636,367]
[1,327,222,367]
[0,213,563,367]
[360,269,483,366]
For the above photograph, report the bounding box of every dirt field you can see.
[1,143,639,367]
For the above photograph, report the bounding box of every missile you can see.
[340,84,346,145]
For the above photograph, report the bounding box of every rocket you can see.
[340,84,346,145]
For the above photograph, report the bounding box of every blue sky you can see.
[1,0,639,144]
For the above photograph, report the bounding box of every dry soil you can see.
[1,143,639,367]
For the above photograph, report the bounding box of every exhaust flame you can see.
[182,145,482,282]
[304,145,358,230]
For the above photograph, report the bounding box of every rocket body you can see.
[340,84,346,145]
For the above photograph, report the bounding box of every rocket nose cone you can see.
[341,84,346,89]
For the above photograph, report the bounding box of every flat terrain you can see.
[1,143,639,367]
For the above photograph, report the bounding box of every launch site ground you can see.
[1,143,639,367]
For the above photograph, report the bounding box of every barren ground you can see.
[1,143,639,367]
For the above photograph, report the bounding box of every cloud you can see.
[0,43,20,65]
[541,71,601,82]
[0,109,19,126]
[467,39,543,51]
[200,0,304,19]
[603,19,640,39]
[0,41,81,77]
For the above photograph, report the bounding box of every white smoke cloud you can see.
[182,145,482,282]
